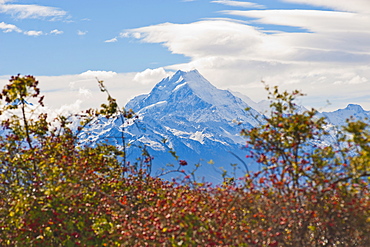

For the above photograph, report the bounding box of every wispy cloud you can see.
[77,30,88,36]
[225,9,370,33]
[133,68,170,85]
[211,0,264,9]
[0,3,67,20]
[122,7,370,110]
[50,29,63,35]
[0,21,60,36]
[104,37,118,43]
[224,10,370,56]
[282,0,370,14]
[79,70,118,79]
[78,87,92,97]
[0,0,12,4]
[122,20,273,61]
[24,30,43,36]
[120,32,141,39]
[0,21,21,33]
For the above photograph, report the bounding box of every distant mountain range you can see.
[79,70,370,183]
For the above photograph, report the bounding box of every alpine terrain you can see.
[79,70,264,182]
[79,70,370,183]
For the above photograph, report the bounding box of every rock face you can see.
[79,69,369,183]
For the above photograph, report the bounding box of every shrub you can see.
[0,76,368,246]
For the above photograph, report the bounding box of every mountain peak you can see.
[127,69,220,112]
[322,103,370,127]
[153,69,208,89]
[345,104,364,112]
[165,69,213,88]
[176,69,203,80]
[174,69,200,76]
[126,69,262,124]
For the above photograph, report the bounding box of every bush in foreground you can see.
[0,75,369,246]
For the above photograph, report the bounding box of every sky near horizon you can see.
[1,0,370,113]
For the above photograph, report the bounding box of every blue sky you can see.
[1,0,370,112]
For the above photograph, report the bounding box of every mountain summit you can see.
[79,70,369,183]
[79,70,259,182]
[123,70,264,181]
[322,103,370,127]
[127,69,261,124]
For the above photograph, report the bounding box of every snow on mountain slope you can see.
[230,90,270,114]
[80,70,264,182]
[124,70,269,181]
[322,104,370,127]
[126,70,261,125]
[78,69,368,183]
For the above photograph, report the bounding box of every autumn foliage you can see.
[0,75,369,246]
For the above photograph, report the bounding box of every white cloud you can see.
[133,68,171,85]
[104,37,118,43]
[211,0,264,8]
[123,13,370,64]
[0,21,21,33]
[77,30,88,36]
[122,20,265,59]
[165,60,370,110]
[24,30,43,36]
[78,87,92,97]
[348,75,368,85]
[55,100,83,116]
[50,29,63,35]
[120,32,141,39]
[0,21,54,37]
[79,70,118,79]
[1,1,368,112]
[0,72,154,115]
[223,10,370,60]
[120,32,129,38]
[282,0,370,14]
[0,4,67,20]
[122,16,370,110]
[133,32,142,39]
[0,21,59,37]
[225,10,370,33]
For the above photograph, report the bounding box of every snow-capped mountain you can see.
[79,69,369,183]
[230,90,270,115]
[80,70,264,183]
[322,104,370,127]
[125,70,267,181]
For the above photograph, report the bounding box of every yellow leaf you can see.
[308,225,316,231]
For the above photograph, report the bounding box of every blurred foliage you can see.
[0,75,368,246]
